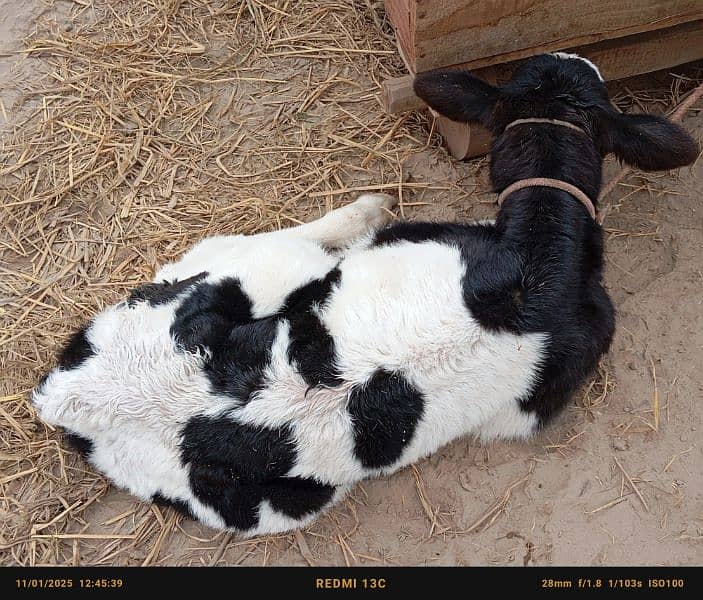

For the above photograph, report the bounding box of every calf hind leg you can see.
[276,193,396,248]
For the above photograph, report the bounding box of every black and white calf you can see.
[33,53,698,536]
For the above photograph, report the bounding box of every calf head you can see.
[414,53,699,173]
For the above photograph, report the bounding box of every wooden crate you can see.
[383,1,703,158]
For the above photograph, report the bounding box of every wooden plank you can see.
[580,18,703,80]
[383,75,423,115]
[382,20,703,115]
[435,116,492,160]
[385,0,415,71]
[408,0,703,72]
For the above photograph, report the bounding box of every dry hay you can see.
[2,0,701,567]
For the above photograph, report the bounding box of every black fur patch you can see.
[57,325,95,370]
[459,241,526,334]
[264,476,335,519]
[64,430,94,458]
[170,277,253,353]
[171,278,278,404]
[372,221,462,247]
[518,274,615,423]
[283,269,343,388]
[481,55,620,425]
[347,369,425,469]
[128,271,208,307]
[181,415,335,530]
[152,492,194,519]
[181,416,296,485]
[203,319,279,400]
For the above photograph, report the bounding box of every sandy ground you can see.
[1,1,701,566]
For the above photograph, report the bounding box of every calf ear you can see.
[598,111,699,171]
[413,70,499,126]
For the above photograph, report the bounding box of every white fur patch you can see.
[552,52,604,82]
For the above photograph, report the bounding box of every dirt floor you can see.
[1,1,701,567]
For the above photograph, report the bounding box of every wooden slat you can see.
[436,116,492,160]
[385,0,416,71]
[383,20,703,115]
[402,0,703,72]
[382,75,422,115]
[582,18,703,80]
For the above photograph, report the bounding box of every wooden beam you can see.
[435,116,492,161]
[382,75,423,115]
[382,20,703,115]
[385,0,415,71]
[580,18,703,80]
[401,0,703,73]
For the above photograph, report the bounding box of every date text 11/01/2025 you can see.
[15,579,123,589]
[543,578,685,589]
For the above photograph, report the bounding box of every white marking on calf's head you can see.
[552,52,604,82]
